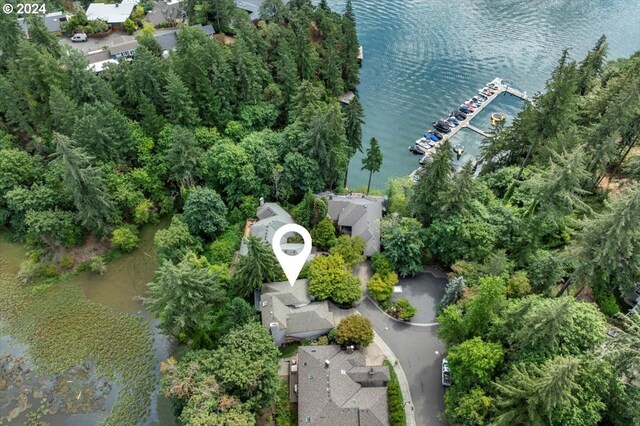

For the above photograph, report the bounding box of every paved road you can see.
[358,297,447,426]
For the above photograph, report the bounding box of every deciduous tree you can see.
[334,315,374,347]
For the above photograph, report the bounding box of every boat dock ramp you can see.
[413,77,529,167]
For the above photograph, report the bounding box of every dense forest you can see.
[0,0,367,424]
[397,40,640,425]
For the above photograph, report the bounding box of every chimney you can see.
[324,360,330,368]
[259,196,265,206]
[368,367,375,376]
[346,345,354,354]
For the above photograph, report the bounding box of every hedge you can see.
[384,360,406,426]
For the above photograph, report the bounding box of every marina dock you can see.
[415,77,529,167]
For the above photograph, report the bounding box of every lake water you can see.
[336,0,640,189]
[0,220,178,426]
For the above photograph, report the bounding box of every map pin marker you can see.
[272,224,312,287]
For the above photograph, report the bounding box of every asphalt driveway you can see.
[358,297,447,426]
[392,272,447,324]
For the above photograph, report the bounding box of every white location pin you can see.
[272,224,313,287]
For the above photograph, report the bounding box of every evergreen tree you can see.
[305,103,350,189]
[515,50,579,178]
[410,139,453,225]
[437,161,482,218]
[167,126,203,188]
[576,35,608,96]
[345,0,355,22]
[562,184,640,295]
[49,133,113,235]
[218,297,258,337]
[49,86,78,135]
[493,356,608,426]
[344,95,365,154]
[73,102,134,161]
[605,311,640,382]
[234,235,280,297]
[0,9,24,71]
[146,257,228,337]
[231,34,269,105]
[260,0,287,23]
[25,15,60,58]
[523,145,591,224]
[163,70,199,127]
[361,137,383,194]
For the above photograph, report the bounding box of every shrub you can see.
[59,255,74,270]
[275,379,296,426]
[123,18,138,34]
[506,270,532,298]
[440,276,466,310]
[133,199,156,225]
[89,256,107,275]
[310,217,336,250]
[334,315,374,347]
[384,360,406,426]
[207,227,242,265]
[330,235,365,267]
[371,252,393,276]
[368,272,398,302]
[594,290,620,317]
[111,226,139,253]
[387,299,417,321]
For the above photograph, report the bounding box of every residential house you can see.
[86,24,214,71]
[259,279,335,346]
[296,345,390,425]
[86,2,138,31]
[240,201,305,256]
[17,11,69,36]
[319,193,386,257]
[235,0,290,21]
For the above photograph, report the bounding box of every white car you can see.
[442,358,451,386]
[71,33,88,42]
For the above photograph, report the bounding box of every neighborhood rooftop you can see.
[86,2,139,24]
[297,346,390,425]
[319,192,386,257]
[260,279,335,346]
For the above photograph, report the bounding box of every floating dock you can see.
[413,77,529,167]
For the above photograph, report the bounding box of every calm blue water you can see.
[327,0,640,189]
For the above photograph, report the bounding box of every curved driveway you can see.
[357,272,448,425]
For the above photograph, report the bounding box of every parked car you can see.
[71,33,88,42]
[442,358,451,386]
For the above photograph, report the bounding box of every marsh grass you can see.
[0,273,156,425]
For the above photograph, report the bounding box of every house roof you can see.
[297,346,390,425]
[260,292,334,335]
[240,202,295,255]
[154,24,214,52]
[235,0,290,21]
[319,194,385,257]
[86,2,137,24]
[17,11,67,34]
[263,279,311,307]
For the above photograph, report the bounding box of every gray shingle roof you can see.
[320,194,385,257]
[260,288,334,335]
[297,346,390,425]
[263,280,311,307]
